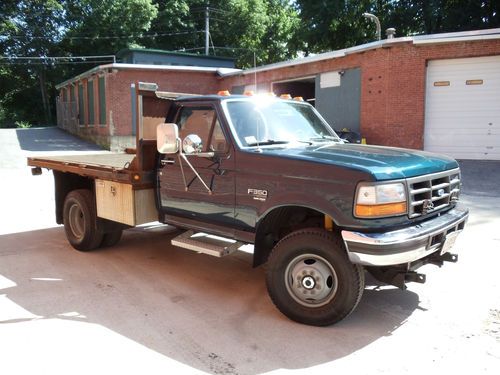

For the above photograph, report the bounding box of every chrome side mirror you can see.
[182,134,203,154]
[157,123,179,154]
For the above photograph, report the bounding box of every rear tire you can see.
[63,189,103,251]
[266,228,365,326]
[100,230,123,248]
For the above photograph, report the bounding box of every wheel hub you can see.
[301,275,316,290]
[285,253,338,307]
[68,203,85,240]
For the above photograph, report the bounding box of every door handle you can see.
[161,159,175,166]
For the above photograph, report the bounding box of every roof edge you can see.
[220,27,500,78]
[56,63,241,89]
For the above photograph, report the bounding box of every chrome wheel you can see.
[68,203,85,240]
[285,253,338,307]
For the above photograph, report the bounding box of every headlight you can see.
[354,182,407,218]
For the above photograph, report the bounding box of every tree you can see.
[0,0,65,126]
[145,0,300,67]
[293,0,500,54]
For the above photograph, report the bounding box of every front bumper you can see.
[341,205,468,266]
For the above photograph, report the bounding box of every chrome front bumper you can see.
[341,206,469,266]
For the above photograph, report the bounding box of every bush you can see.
[15,120,32,128]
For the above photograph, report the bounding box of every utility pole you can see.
[205,6,209,55]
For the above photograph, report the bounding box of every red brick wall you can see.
[220,39,500,149]
[57,39,500,149]
[106,69,221,136]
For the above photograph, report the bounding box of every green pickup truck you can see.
[29,82,468,326]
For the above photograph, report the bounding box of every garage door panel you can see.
[424,56,500,160]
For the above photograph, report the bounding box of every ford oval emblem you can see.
[437,188,445,197]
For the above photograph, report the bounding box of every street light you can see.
[363,12,381,41]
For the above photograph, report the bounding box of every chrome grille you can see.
[407,168,461,218]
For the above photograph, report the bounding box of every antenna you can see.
[253,51,257,91]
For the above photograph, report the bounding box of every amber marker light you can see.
[293,96,304,101]
[133,174,141,181]
[217,90,231,96]
[280,94,292,99]
[355,202,407,217]
[243,90,254,96]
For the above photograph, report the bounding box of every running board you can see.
[171,230,243,257]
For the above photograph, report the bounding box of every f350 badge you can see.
[248,188,268,201]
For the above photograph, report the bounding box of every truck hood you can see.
[259,143,459,180]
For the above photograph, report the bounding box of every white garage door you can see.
[424,56,500,160]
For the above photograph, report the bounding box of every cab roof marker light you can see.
[243,90,254,96]
[217,90,230,96]
[293,96,304,101]
[280,94,292,99]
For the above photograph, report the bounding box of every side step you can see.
[171,230,244,257]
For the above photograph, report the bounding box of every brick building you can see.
[56,29,500,159]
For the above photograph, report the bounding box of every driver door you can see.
[158,103,236,228]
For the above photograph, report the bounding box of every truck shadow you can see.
[15,127,103,152]
[0,226,420,374]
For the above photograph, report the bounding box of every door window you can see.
[177,106,228,152]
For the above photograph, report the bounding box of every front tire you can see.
[63,189,103,251]
[266,228,365,326]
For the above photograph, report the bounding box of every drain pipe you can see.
[362,13,381,41]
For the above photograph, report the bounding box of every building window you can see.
[98,76,106,126]
[87,80,95,126]
[78,83,85,126]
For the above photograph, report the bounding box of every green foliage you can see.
[293,0,500,53]
[0,0,498,126]
[15,120,32,128]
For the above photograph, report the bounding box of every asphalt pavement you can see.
[0,127,499,375]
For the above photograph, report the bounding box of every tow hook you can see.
[440,253,458,263]
[405,271,426,284]
[367,267,427,290]
[428,252,459,267]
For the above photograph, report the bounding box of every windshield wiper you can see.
[246,140,290,147]
[309,135,341,142]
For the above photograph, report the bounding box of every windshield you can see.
[223,99,340,148]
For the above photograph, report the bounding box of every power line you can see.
[0,55,115,60]
[0,60,114,65]
[1,30,204,41]
[0,54,116,65]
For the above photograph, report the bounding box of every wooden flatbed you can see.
[27,152,154,187]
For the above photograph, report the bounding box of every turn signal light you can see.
[355,202,407,218]
[217,90,230,96]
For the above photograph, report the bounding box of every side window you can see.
[210,119,227,152]
[177,106,228,152]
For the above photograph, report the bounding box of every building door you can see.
[315,68,361,134]
[424,56,500,160]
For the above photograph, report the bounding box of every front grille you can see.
[407,168,461,218]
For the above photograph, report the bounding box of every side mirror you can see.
[157,123,179,154]
[183,134,203,154]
